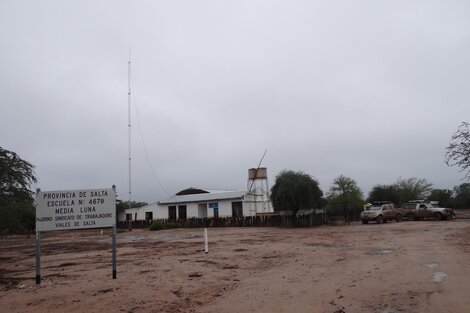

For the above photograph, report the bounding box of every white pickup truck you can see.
[401,201,454,221]
[360,202,402,224]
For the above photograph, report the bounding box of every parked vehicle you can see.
[401,201,454,221]
[360,201,402,224]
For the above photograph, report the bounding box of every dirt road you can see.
[1,219,469,313]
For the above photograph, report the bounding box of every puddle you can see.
[426,262,439,269]
[433,272,448,283]
[371,248,392,255]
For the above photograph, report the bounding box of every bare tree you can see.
[445,122,470,180]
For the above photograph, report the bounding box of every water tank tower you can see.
[247,167,271,213]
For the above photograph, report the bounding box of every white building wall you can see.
[118,207,144,221]
[217,200,231,217]
[198,203,208,218]
[243,201,256,216]
[153,204,167,219]
[186,203,198,218]
[118,203,165,222]
[119,196,272,222]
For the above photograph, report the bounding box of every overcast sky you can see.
[1,1,469,203]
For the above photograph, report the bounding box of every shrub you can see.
[149,220,163,231]
[164,222,178,229]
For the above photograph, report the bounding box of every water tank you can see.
[248,167,267,179]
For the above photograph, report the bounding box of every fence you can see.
[118,213,326,229]
[325,205,363,222]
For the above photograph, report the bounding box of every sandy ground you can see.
[1,218,470,313]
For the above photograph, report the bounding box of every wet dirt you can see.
[1,220,470,312]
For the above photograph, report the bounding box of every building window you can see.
[126,213,132,221]
[178,205,187,220]
[168,206,177,220]
[209,202,219,218]
[232,201,243,218]
[145,212,153,220]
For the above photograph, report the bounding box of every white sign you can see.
[36,188,116,231]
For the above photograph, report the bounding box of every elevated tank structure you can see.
[247,167,271,214]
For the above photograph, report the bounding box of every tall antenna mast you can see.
[128,48,132,213]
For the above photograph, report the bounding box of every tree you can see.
[327,175,364,221]
[445,122,470,180]
[428,189,454,208]
[116,200,148,212]
[453,183,470,209]
[0,147,37,235]
[367,184,400,205]
[395,177,432,205]
[270,170,324,220]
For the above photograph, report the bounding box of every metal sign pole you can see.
[112,185,117,279]
[35,230,41,284]
[112,224,117,279]
[35,188,41,285]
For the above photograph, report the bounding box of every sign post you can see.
[35,228,41,284]
[112,185,117,279]
[112,224,117,279]
[35,187,117,284]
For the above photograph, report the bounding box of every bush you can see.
[164,222,179,229]
[149,220,181,231]
[149,220,163,231]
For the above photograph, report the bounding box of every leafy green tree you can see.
[367,184,400,205]
[368,178,433,207]
[395,177,433,205]
[0,147,37,235]
[116,200,148,212]
[453,183,470,209]
[428,189,454,208]
[327,175,364,220]
[445,122,470,180]
[270,170,324,222]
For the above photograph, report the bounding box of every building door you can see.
[232,201,243,217]
[178,205,187,220]
[168,206,177,220]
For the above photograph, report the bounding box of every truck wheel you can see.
[362,220,368,224]
[433,213,442,221]
[395,214,402,222]
[406,213,415,221]
[376,215,384,224]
